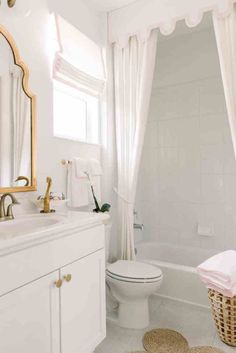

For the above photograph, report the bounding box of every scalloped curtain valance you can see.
[108,0,236,47]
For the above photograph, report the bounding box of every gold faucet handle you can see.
[63,274,72,282]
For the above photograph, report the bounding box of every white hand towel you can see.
[88,159,103,176]
[74,158,88,178]
[67,158,89,208]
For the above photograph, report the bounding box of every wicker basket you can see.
[208,288,236,346]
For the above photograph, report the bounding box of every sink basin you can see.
[0,214,66,240]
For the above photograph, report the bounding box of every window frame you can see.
[53,80,102,146]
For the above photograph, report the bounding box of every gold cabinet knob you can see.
[54,279,63,288]
[63,274,72,282]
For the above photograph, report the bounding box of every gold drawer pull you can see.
[54,279,63,288]
[64,274,72,282]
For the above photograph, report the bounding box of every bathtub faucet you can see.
[134,223,144,230]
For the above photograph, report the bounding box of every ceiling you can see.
[84,0,138,12]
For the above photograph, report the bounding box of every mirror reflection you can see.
[0,33,32,189]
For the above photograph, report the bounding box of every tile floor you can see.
[95,296,236,353]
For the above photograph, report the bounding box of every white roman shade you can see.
[53,15,106,96]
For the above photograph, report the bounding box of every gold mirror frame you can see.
[0,25,36,193]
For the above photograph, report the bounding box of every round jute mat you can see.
[188,347,225,353]
[143,329,189,353]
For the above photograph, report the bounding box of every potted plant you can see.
[84,172,111,213]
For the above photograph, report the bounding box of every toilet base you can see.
[118,299,149,329]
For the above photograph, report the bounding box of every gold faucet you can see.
[0,193,20,222]
[40,177,55,214]
[15,176,30,186]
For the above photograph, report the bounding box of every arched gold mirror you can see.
[0,25,36,193]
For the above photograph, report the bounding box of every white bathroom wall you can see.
[0,0,110,207]
[136,19,236,251]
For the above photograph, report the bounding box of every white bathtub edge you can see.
[153,293,210,310]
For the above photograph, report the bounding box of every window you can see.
[53,81,100,144]
[52,15,105,145]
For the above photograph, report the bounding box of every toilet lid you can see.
[106,271,162,283]
[106,260,162,281]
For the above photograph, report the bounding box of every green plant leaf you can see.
[100,203,111,213]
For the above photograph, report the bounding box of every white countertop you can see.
[0,211,110,256]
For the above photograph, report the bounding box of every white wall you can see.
[136,21,236,252]
[0,0,109,210]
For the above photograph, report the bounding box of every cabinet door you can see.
[0,272,60,353]
[60,249,106,353]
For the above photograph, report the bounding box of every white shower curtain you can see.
[114,30,158,260]
[213,7,236,158]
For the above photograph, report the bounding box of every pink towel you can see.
[198,250,236,297]
[200,276,236,297]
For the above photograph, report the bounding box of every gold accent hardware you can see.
[0,193,20,222]
[54,279,63,288]
[15,176,30,187]
[61,159,71,165]
[63,274,72,282]
[0,25,37,194]
[40,177,55,214]
[7,0,16,8]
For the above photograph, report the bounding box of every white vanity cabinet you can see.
[0,271,60,353]
[0,219,106,353]
[60,249,105,353]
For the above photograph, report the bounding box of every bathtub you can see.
[136,242,218,307]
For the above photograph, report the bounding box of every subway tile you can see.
[178,146,200,176]
[154,225,180,244]
[200,144,224,174]
[176,173,201,203]
[139,147,158,177]
[139,72,235,251]
[223,174,236,209]
[157,117,199,148]
[157,147,179,177]
[153,83,199,120]
[143,121,158,150]
[197,203,227,251]
[201,174,225,204]
[199,79,227,115]
[223,141,236,174]
[200,114,225,145]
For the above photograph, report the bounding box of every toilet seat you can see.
[106,272,162,283]
[106,260,162,283]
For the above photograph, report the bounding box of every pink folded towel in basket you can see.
[197,250,236,297]
[199,275,236,297]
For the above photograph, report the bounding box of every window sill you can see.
[53,134,102,147]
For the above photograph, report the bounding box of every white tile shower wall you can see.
[136,23,236,252]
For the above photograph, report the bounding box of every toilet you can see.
[106,260,163,329]
[104,217,163,329]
